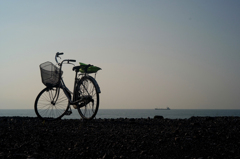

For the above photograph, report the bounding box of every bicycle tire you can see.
[76,76,99,120]
[34,87,69,121]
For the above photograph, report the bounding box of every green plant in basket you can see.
[79,62,101,73]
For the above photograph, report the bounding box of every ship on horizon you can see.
[155,107,170,110]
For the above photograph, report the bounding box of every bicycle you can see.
[34,52,101,121]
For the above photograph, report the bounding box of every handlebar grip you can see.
[56,52,64,56]
[68,59,76,62]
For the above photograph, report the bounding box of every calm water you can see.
[0,109,240,119]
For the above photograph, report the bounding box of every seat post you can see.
[74,67,79,80]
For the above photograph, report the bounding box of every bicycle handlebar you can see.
[68,59,76,62]
[55,52,76,66]
[56,52,64,56]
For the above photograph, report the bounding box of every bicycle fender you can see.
[87,76,101,93]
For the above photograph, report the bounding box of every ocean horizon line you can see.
[1,108,240,110]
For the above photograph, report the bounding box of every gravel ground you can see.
[0,116,240,159]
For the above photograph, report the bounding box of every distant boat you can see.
[155,107,170,110]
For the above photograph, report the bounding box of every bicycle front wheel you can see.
[76,76,99,120]
[34,87,69,121]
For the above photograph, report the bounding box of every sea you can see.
[0,109,240,119]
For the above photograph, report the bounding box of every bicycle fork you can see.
[48,87,60,105]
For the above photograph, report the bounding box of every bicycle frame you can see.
[59,71,80,105]
[54,70,91,107]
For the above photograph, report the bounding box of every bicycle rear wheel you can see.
[34,87,69,121]
[76,76,99,120]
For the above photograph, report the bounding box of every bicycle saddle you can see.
[72,66,82,72]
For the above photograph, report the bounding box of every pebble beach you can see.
[0,116,240,159]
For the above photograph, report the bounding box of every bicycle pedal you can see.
[73,105,78,109]
[65,111,72,115]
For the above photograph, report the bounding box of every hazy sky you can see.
[1,0,240,109]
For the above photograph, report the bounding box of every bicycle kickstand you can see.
[65,106,72,115]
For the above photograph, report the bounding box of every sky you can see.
[1,0,240,109]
